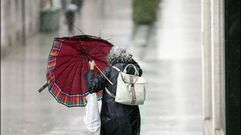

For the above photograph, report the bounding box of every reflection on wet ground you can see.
[1,0,202,135]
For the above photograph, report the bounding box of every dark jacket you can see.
[85,59,142,135]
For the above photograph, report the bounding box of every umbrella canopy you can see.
[47,35,113,107]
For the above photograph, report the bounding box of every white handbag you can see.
[105,64,146,106]
[84,93,101,134]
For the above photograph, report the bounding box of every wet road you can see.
[1,0,202,135]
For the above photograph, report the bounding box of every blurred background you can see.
[1,0,202,135]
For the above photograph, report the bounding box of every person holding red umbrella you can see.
[39,35,144,134]
[86,47,143,135]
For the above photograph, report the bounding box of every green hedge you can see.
[40,9,60,33]
[132,0,160,25]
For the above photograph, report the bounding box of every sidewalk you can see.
[131,0,202,134]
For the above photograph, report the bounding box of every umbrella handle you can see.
[38,82,48,93]
[95,65,113,85]
[38,66,113,93]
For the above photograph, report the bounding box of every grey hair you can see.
[107,47,133,64]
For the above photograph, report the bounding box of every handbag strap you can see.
[112,65,139,76]
[123,64,139,76]
[112,66,121,72]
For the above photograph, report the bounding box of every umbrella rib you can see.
[54,57,88,94]
[68,60,81,95]
[87,50,108,60]
[88,47,108,56]
[54,59,80,95]
[53,57,80,85]
[52,55,89,75]
[52,56,80,71]
[54,52,88,68]
[56,54,80,57]
[93,57,107,64]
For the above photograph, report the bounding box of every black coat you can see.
[85,59,142,135]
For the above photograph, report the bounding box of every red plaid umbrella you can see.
[41,35,113,107]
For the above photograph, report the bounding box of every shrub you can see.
[40,9,60,33]
[132,0,160,25]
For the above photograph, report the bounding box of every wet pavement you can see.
[1,0,202,135]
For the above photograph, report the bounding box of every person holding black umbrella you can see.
[71,0,84,13]
[64,2,78,34]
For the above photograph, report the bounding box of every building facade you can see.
[201,0,240,134]
[1,0,41,55]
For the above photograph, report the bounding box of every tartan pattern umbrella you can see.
[46,35,113,107]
